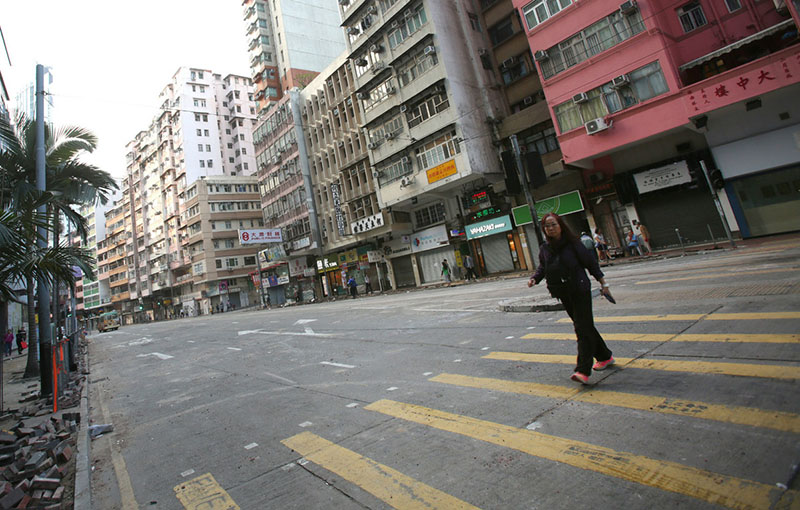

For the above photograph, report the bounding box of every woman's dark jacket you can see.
[532,239,604,294]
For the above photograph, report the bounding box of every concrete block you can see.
[55,446,71,465]
[34,458,53,474]
[24,452,46,470]
[0,487,24,510]
[31,477,60,490]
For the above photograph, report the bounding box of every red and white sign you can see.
[238,229,282,245]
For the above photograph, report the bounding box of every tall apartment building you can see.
[241,0,346,114]
[13,67,54,124]
[513,0,800,246]
[96,201,130,321]
[110,68,260,321]
[71,199,115,329]
[343,0,536,286]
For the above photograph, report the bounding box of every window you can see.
[522,126,560,155]
[204,129,209,136]
[244,256,256,265]
[226,258,239,268]
[216,260,223,269]
[205,144,211,151]
[489,18,515,46]
[522,0,572,30]
[377,158,413,186]
[198,144,204,152]
[406,92,450,129]
[414,130,461,170]
[414,202,446,228]
[388,8,427,49]
[397,47,439,87]
[199,160,206,168]
[552,61,669,133]
[724,0,741,10]
[468,13,481,31]
[196,129,202,136]
[501,56,530,85]
[677,1,707,32]
[207,160,213,168]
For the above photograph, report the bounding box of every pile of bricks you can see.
[16,376,84,420]
[0,414,78,509]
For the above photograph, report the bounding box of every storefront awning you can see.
[679,19,795,71]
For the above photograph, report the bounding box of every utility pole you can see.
[510,135,544,254]
[35,64,53,395]
[699,160,736,249]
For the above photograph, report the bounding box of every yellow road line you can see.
[557,311,800,323]
[365,400,796,510]
[522,332,800,343]
[99,394,138,510]
[483,352,800,380]
[174,473,240,510]
[431,373,800,433]
[636,267,796,284]
[282,431,480,510]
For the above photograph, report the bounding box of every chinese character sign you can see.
[239,229,282,244]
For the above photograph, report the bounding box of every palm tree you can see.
[0,114,117,379]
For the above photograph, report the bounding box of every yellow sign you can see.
[426,159,457,184]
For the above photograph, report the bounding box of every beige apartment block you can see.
[177,176,264,315]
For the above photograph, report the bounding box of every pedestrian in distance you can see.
[364,274,373,294]
[626,229,642,256]
[580,231,598,263]
[347,276,358,299]
[266,293,272,310]
[3,329,13,357]
[464,254,477,281]
[441,259,451,283]
[632,219,652,255]
[593,229,612,261]
[16,327,27,355]
[528,212,615,385]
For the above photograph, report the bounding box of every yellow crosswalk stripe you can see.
[365,400,798,510]
[431,373,800,433]
[557,311,800,323]
[637,267,796,284]
[174,473,240,510]
[522,332,800,343]
[282,432,480,510]
[483,352,800,380]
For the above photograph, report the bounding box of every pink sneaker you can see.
[592,357,615,371]
[570,372,589,384]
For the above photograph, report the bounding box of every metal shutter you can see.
[482,235,514,273]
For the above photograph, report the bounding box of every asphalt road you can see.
[88,238,800,510]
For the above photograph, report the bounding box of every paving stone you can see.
[24,452,45,470]
[0,487,24,510]
[31,477,60,491]
[55,446,71,465]
[0,435,16,446]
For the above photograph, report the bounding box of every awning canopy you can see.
[679,19,795,71]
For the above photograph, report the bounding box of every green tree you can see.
[0,114,117,379]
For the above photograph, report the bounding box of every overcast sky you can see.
[1,0,251,181]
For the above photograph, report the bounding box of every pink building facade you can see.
[514,0,800,247]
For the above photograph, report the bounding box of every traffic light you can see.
[524,151,547,188]
[501,150,521,194]
[709,168,725,189]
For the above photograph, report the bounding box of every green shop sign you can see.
[512,190,585,224]
[466,215,513,240]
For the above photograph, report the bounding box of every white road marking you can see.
[481,347,489,350]
[181,469,195,477]
[263,371,297,385]
[453,359,462,363]
[187,340,195,343]
[227,347,242,351]
[299,421,313,428]
[505,336,514,339]
[346,403,359,408]
[423,372,433,376]
[527,327,536,330]
[386,387,399,391]
[127,337,153,346]
[320,361,355,369]
[136,353,174,360]
[244,443,258,450]
[294,319,317,325]
[526,422,543,431]
[411,308,497,313]
[238,329,332,337]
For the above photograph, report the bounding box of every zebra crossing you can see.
[282,311,800,509]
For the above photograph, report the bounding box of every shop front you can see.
[286,257,318,303]
[411,224,456,284]
[383,237,415,289]
[727,164,800,237]
[465,214,526,275]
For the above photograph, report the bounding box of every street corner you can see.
[498,296,564,313]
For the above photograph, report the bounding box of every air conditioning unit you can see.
[478,48,488,56]
[386,86,397,95]
[573,92,589,104]
[368,142,379,150]
[534,50,549,62]
[611,74,630,88]
[501,56,516,69]
[619,0,638,14]
[277,147,286,154]
[372,171,382,178]
[423,45,436,55]
[355,58,368,67]
[333,108,340,115]
[369,43,384,53]
[400,156,410,164]
[366,5,377,14]
[385,132,396,140]
[356,92,369,99]
[400,105,408,113]
[523,96,534,105]
[585,117,612,135]
[347,27,360,35]
[372,62,385,72]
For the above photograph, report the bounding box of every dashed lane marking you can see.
[282,432,481,510]
[483,352,800,380]
[522,332,800,344]
[431,373,800,433]
[365,400,798,510]
[174,472,240,510]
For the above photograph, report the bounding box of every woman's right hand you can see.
[527,277,536,288]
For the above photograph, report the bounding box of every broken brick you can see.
[31,477,60,491]
[0,487,24,510]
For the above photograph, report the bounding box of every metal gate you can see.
[481,234,514,274]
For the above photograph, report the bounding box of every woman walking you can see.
[528,213,615,384]
[3,329,13,358]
